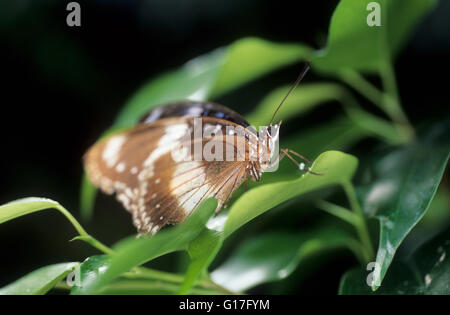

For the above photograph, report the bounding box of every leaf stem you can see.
[338,69,384,106]
[379,60,415,141]
[338,90,403,144]
[51,203,113,255]
[342,182,374,263]
[338,67,414,143]
[315,200,359,225]
[124,266,238,294]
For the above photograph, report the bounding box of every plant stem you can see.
[54,203,90,237]
[342,182,374,263]
[379,60,415,141]
[338,69,384,106]
[315,200,359,225]
[125,266,238,294]
[338,67,414,143]
[125,267,185,283]
[338,90,403,144]
[101,279,224,295]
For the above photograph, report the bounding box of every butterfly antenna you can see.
[269,60,311,126]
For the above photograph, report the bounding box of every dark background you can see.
[0,0,449,293]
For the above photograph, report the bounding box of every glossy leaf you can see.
[357,122,450,290]
[224,150,358,237]
[0,262,78,295]
[211,227,360,292]
[313,0,436,72]
[339,225,450,294]
[73,198,217,294]
[71,255,110,295]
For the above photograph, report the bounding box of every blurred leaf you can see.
[246,83,345,126]
[80,174,97,221]
[285,116,368,160]
[224,150,358,237]
[357,121,450,290]
[211,227,359,292]
[210,37,311,97]
[0,263,78,295]
[339,224,450,294]
[72,198,217,294]
[421,189,450,228]
[114,49,225,130]
[313,0,436,72]
[178,229,223,294]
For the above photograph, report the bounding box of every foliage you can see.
[1,0,448,295]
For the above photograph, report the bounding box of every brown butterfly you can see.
[84,61,317,235]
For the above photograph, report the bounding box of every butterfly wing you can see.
[84,116,250,234]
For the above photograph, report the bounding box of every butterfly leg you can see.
[280,149,323,176]
[284,149,313,164]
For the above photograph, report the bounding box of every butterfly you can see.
[84,61,317,235]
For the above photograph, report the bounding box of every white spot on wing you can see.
[102,135,126,168]
[116,162,126,172]
[142,124,189,170]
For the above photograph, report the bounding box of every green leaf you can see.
[0,263,78,295]
[224,150,358,237]
[357,122,450,290]
[339,225,450,294]
[313,0,436,72]
[178,229,223,294]
[0,197,112,254]
[72,198,217,294]
[211,226,360,292]
[113,49,225,130]
[246,83,345,126]
[71,255,111,295]
[0,197,87,237]
[210,37,311,97]
[285,116,368,160]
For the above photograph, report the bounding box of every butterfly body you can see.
[84,101,279,234]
